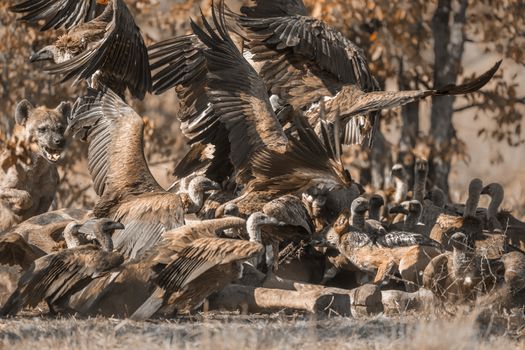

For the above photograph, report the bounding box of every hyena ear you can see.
[15,99,34,126]
[56,101,72,122]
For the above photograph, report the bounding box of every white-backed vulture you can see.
[176,175,221,214]
[244,195,314,271]
[368,194,385,222]
[128,217,264,321]
[420,188,446,235]
[389,200,425,234]
[26,0,151,99]
[347,196,386,236]
[430,178,483,248]
[149,3,358,222]
[225,0,501,146]
[63,217,248,317]
[67,87,188,260]
[481,183,525,234]
[0,218,124,316]
[413,158,428,203]
[391,163,409,205]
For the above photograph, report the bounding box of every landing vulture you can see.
[67,87,185,259]
[28,0,151,99]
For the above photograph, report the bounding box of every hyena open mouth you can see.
[42,146,63,163]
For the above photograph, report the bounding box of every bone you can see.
[207,284,351,316]
[381,288,437,315]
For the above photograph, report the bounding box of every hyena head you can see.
[14,99,70,163]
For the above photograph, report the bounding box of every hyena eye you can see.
[38,126,48,133]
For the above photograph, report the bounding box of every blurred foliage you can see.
[0,0,524,210]
[305,0,525,147]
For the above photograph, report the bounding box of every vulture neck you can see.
[393,177,408,203]
[64,228,82,248]
[413,171,427,203]
[368,205,381,222]
[487,186,504,221]
[405,210,421,229]
[464,189,481,218]
[187,181,205,213]
[351,210,366,230]
[246,215,262,243]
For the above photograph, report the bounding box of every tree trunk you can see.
[397,56,420,187]
[430,0,468,195]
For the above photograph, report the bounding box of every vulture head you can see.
[351,196,369,216]
[77,218,124,251]
[391,163,407,180]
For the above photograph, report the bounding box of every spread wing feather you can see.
[111,193,185,260]
[155,238,263,291]
[263,194,314,234]
[149,35,233,182]
[248,113,352,194]
[377,232,442,249]
[0,246,123,316]
[45,0,151,99]
[9,0,101,30]
[68,86,161,197]
[190,4,288,183]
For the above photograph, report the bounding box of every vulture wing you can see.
[320,60,502,125]
[155,237,263,291]
[0,245,123,316]
[152,217,247,265]
[110,192,185,260]
[9,0,103,31]
[248,113,353,194]
[191,4,289,183]
[377,232,442,249]
[149,35,233,182]
[262,194,314,234]
[45,0,151,99]
[68,87,162,197]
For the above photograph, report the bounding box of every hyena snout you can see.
[52,135,66,148]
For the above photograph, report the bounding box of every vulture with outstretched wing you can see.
[26,0,151,99]
[229,0,501,145]
[67,87,185,259]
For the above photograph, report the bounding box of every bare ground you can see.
[0,311,523,350]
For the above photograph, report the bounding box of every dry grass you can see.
[0,311,523,349]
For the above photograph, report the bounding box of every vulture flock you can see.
[1,0,524,321]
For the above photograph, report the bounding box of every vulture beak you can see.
[389,204,409,215]
[449,232,467,246]
[204,180,221,192]
[107,222,125,231]
[264,216,287,226]
[166,179,180,192]
[309,233,327,246]
[30,46,54,63]
[480,185,490,195]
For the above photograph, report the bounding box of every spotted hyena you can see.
[0,99,70,232]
